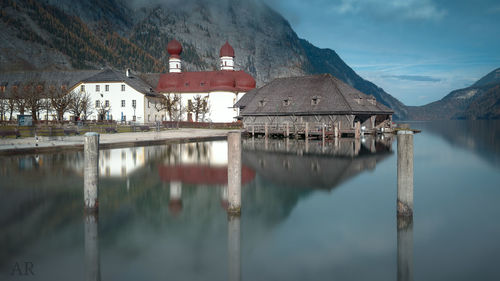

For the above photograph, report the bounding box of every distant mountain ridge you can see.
[408,68,500,120]
[0,0,408,119]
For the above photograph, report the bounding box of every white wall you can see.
[74,82,148,123]
[173,91,245,123]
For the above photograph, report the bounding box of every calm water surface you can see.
[0,121,499,281]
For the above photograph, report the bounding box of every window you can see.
[148,115,150,121]
[105,100,109,107]
[121,100,125,107]
[121,115,126,121]
[105,85,109,92]
[148,101,150,108]
[81,85,85,92]
[132,100,136,108]
[95,100,100,108]
[96,85,100,92]
[258,100,266,107]
[311,97,320,106]
[121,84,125,91]
[283,99,290,106]
[133,115,136,121]
[188,100,193,112]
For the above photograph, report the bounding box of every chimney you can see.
[126,68,131,77]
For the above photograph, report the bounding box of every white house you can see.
[156,40,256,123]
[71,69,164,123]
[0,69,164,123]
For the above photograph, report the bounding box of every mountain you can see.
[408,68,500,120]
[0,0,407,119]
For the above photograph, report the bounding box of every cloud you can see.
[329,0,447,21]
[383,75,442,82]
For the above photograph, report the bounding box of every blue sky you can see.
[267,0,500,106]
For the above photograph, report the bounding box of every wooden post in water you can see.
[355,121,361,139]
[264,123,268,139]
[227,132,242,214]
[251,125,255,138]
[228,214,241,281]
[397,126,414,217]
[84,213,101,281]
[322,123,325,144]
[286,123,290,138]
[84,132,99,212]
[305,122,309,140]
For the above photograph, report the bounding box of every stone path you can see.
[0,129,240,155]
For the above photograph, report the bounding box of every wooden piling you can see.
[305,122,309,140]
[264,123,268,139]
[397,129,414,217]
[286,123,290,138]
[355,121,361,139]
[227,132,242,214]
[322,123,325,143]
[84,132,99,212]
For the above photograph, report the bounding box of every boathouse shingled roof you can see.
[236,74,394,116]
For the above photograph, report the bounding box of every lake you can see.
[1,121,499,281]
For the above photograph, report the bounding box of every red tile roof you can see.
[156,70,256,93]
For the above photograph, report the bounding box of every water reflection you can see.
[84,214,101,281]
[397,216,413,281]
[414,120,500,168]
[0,136,396,281]
[243,136,394,189]
[227,214,241,281]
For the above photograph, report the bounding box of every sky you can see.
[267,0,500,106]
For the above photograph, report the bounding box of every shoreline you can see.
[0,129,239,156]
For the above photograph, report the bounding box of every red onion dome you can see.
[167,39,182,57]
[235,72,256,90]
[220,41,235,57]
[212,71,235,88]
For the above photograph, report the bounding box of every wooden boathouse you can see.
[234,74,394,138]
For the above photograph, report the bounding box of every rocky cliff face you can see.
[1,0,408,118]
[408,68,500,120]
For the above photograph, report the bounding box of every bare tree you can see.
[96,100,111,121]
[81,94,93,121]
[24,82,45,121]
[0,99,6,121]
[173,97,187,122]
[70,90,93,121]
[49,84,73,122]
[155,93,180,121]
[7,95,16,121]
[192,95,209,122]
[41,98,53,122]
[12,85,27,117]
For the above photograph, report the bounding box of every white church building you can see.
[156,39,256,123]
